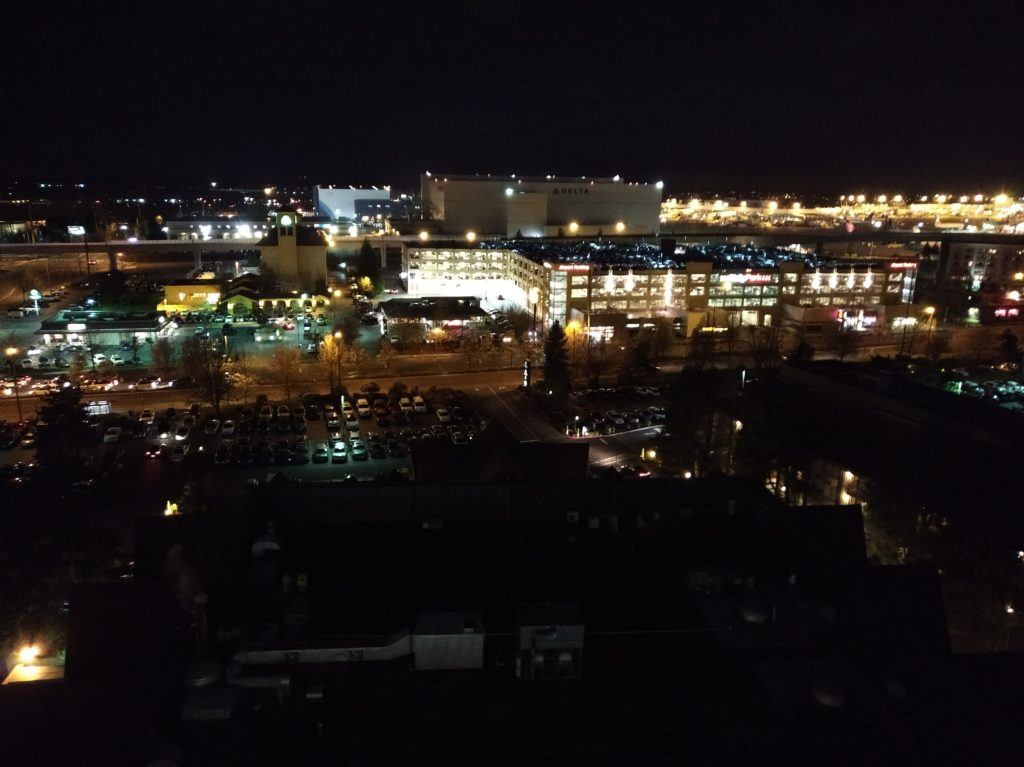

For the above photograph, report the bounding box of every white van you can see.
[412,395,427,414]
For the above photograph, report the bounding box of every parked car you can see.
[313,442,330,463]
[436,408,451,423]
[350,439,368,460]
[103,426,122,443]
[331,441,348,463]
[170,444,189,462]
[213,444,232,465]
[145,444,166,459]
[356,398,371,418]
[399,397,414,414]
[222,420,236,436]
[412,395,427,413]
[204,418,221,435]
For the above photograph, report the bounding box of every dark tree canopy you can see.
[35,386,92,480]
[543,320,571,396]
[357,238,382,295]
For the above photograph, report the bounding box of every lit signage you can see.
[722,272,772,284]
[67,323,87,332]
[550,187,590,195]
[557,264,590,272]
[994,307,1020,318]
[888,262,918,269]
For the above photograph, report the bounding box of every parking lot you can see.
[0,385,491,494]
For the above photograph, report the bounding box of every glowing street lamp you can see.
[567,221,580,235]
[18,645,40,665]
[465,230,477,243]
[418,230,429,242]
[615,221,625,233]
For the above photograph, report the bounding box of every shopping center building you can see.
[421,173,663,237]
[404,242,919,340]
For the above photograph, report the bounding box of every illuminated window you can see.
[782,286,796,295]
[689,287,705,296]
[784,273,798,283]
[570,289,588,298]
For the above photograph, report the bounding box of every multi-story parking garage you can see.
[404,241,919,340]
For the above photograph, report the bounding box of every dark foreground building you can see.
[1,477,1020,766]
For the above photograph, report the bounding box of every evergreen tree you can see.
[357,238,382,295]
[543,320,571,395]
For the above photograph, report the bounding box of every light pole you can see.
[5,347,23,422]
[332,288,343,331]
[924,305,936,341]
[333,330,343,389]
[528,286,540,340]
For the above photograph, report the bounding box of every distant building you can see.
[256,208,328,288]
[421,173,662,237]
[164,218,270,242]
[314,186,392,221]
[404,243,919,338]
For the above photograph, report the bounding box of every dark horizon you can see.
[3,2,1023,193]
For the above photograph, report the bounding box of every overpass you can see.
[0,238,262,270]
[658,225,1024,249]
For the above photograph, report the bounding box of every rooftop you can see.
[379,296,488,321]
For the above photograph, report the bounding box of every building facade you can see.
[421,174,662,237]
[404,245,918,339]
[314,186,392,221]
[257,209,329,289]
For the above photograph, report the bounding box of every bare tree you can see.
[180,337,233,415]
[746,325,782,369]
[376,338,397,371]
[151,337,176,378]
[924,332,951,365]
[827,325,858,361]
[688,327,717,370]
[504,307,534,341]
[96,359,116,380]
[318,334,343,391]
[226,354,256,403]
[270,346,303,401]
[953,327,994,366]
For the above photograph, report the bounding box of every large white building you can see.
[421,173,663,237]
[315,186,392,221]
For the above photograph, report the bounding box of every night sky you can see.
[4,0,1023,193]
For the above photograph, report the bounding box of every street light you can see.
[5,347,23,422]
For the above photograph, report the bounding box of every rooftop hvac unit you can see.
[517,603,584,681]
